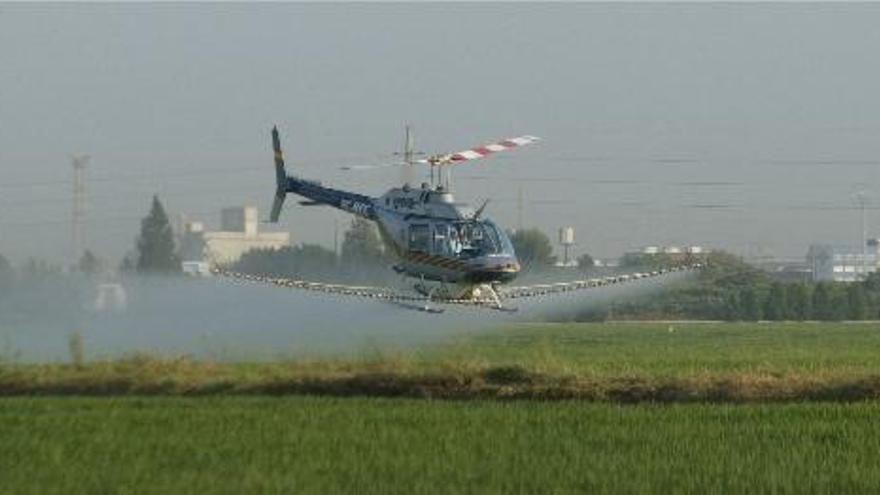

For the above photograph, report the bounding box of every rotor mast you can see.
[402,125,415,187]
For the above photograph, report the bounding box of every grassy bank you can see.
[3,397,880,493]
[3,323,880,401]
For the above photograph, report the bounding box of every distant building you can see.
[553,259,579,268]
[180,206,290,266]
[807,244,878,282]
[624,245,709,264]
[636,245,706,256]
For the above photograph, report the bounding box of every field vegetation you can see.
[3,322,880,402]
[3,397,880,493]
[4,323,880,493]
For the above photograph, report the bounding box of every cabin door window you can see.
[433,224,450,256]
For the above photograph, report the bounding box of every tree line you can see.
[232,216,394,284]
[605,251,880,322]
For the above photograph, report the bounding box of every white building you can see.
[808,244,878,282]
[637,245,705,255]
[181,206,290,266]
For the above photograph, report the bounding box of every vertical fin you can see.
[270,126,287,222]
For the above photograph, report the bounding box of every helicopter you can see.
[211,126,699,313]
[267,126,540,309]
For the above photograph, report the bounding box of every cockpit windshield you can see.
[434,220,510,259]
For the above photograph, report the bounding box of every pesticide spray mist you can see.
[0,271,691,362]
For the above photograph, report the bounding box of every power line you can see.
[0,152,400,191]
[3,209,222,228]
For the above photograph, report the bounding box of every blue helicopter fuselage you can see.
[285,176,520,284]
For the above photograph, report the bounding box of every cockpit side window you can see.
[409,224,431,253]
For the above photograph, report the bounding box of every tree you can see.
[119,253,136,273]
[830,284,849,321]
[0,253,13,295]
[847,283,868,320]
[812,282,834,321]
[235,244,338,280]
[721,291,741,321]
[136,195,180,273]
[338,217,392,284]
[23,258,59,278]
[509,228,556,271]
[577,253,595,271]
[739,286,762,321]
[786,283,812,321]
[763,282,788,321]
[340,217,386,265]
[699,251,769,289]
[619,252,676,270]
[864,272,880,292]
[78,250,101,275]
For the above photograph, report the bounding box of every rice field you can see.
[2,397,880,494]
[3,322,880,493]
[3,322,880,401]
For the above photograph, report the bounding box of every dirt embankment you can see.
[3,357,880,402]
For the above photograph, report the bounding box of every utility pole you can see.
[856,191,868,280]
[71,154,89,268]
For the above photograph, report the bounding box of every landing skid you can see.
[390,301,446,314]
[492,305,518,314]
[390,299,515,315]
[410,280,518,313]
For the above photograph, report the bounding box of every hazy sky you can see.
[3,3,880,265]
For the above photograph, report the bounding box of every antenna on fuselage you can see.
[473,198,490,220]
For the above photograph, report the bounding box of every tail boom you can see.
[270,126,376,221]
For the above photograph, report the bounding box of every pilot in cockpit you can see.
[449,227,463,256]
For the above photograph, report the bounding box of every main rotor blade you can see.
[340,135,541,170]
[340,162,408,171]
[418,135,541,165]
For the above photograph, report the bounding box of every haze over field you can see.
[0,269,685,361]
[2,4,880,264]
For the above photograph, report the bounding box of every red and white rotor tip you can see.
[420,135,541,165]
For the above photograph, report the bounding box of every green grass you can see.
[4,324,880,492]
[446,321,880,376]
[2,397,880,494]
[4,322,880,401]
